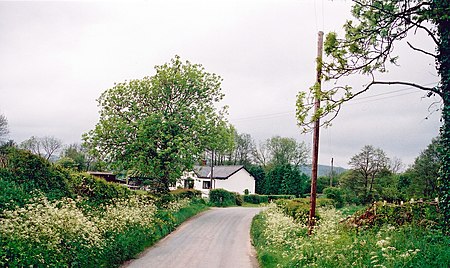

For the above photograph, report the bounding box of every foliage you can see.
[69,172,132,206]
[262,164,309,196]
[295,0,450,234]
[0,146,133,211]
[296,1,447,129]
[406,137,441,198]
[55,156,78,170]
[323,187,345,208]
[243,194,269,204]
[0,146,72,209]
[348,145,390,202]
[251,204,450,268]
[170,188,202,200]
[253,136,309,167]
[209,188,241,207]
[317,174,339,194]
[234,193,243,206]
[0,195,207,267]
[57,143,103,172]
[246,164,266,194]
[84,56,227,193]
[230,132,254,166]
[346,201,442,230]
[275,198,334,225]
[0,145,209,266]
[0,176,35,212]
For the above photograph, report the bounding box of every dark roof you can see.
[193,165,248,180]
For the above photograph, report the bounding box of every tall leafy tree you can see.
[265,136,309,167]
[84,56,227,193]
[407,137,440,198]
[296,0,450,232]
[348,145,390,202]
[251,136,309,167]
[262,164,309,196]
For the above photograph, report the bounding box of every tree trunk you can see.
[436,0,450,234]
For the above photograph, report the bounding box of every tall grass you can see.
[251,204,450,268]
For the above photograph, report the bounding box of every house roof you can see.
[193,165,247,179]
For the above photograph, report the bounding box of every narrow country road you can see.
[123,207,263,268]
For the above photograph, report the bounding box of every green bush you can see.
[234,193,243,206]
[0,147,73,211]
[243,194,269,204]
[209,189,237,207]
[69,172,132,206]
[323,187,345,208]
[2,147,72,195]
[275,198,334,224]
[0,174,35,212]
[170,188,202,199]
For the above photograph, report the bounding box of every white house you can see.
[174,165,255,197]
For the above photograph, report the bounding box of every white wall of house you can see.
[214,169,255,195]
[171,167,255,198]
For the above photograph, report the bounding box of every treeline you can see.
[215,131,441,205]
[322,138,441,206]
[202,131,312,197]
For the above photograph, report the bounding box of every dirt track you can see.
[123,207,262,268]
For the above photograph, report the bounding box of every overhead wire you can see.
[231,82,437,122]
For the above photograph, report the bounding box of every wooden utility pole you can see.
[308,31,323,235]
[330,157,334,187]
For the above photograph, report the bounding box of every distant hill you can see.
[299,164,347,178]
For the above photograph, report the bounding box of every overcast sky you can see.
[0,0,442,169]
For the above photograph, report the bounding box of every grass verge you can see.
[251,204,450,268]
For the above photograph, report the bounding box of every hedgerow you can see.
[0,147,209,267]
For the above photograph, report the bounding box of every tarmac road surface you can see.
[123,207,263,268]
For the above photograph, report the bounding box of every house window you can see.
[203,181,211,189]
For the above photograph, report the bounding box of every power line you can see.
[230,82,438,122]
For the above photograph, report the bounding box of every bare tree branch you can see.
[407,41,437,58]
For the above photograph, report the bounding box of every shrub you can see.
[323,187,345,208]
[209,189,236,207]
[0,147,72,201]
[234,193,243,206]
[69,172,132,206]
[0,195,208,267]
[275,198,334,224]
[170,188,202,199]
[244,194,269,204]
